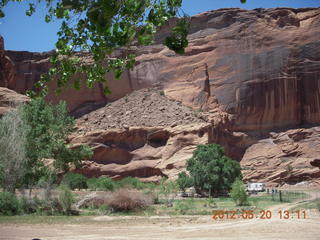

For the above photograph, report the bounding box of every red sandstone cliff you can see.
[1,7,320,186]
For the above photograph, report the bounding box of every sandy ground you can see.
[1,207,319,240]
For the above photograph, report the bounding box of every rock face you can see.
[0,36,16,89]
[71,123,211,182]
[3,8,320,132]
[3,50,110,113]
[241,127,320,186]
[1,7,320,185]
[71,87,210,181]
[0,87,29,116]
[153,8,320,132]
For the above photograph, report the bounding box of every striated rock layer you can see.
[1,7,320,185]
[241,127,320,187]
[70,123,211,182]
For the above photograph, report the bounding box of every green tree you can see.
[230,178,248,206]
[177,172,193,192]
[22,98,92,192]
[61,173,88,190]
[0,107,28,193]
[186,144,241,196]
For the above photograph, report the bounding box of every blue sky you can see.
[0,0,319,52]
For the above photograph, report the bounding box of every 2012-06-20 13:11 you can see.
[212,210,307,220]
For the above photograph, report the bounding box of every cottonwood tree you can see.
[22,98,92,196]
[0,99,92,195]
[0,0,247,96]
[186,144,241,196]
[0,107,28,193]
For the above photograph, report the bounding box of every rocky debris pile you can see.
[76,88,206,133]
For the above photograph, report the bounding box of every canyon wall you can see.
[1,7,320,185]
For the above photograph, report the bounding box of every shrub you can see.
[108,188,152,212]
[61,173,88,190]
[174,199,195,215]
[230,179,248,206]
[116,177,146,189]
[35,198,63,216]
[0,107,27,193]
[177,172,193,192]
[87,177,99,190]
[206,196,217,208]
[36,176,49,188]
[0,192,19,215]
[159,178,178,205]
[19,196,38,214]
[96,177,115,191]
[187,144,241,196]
[58,185,75,215]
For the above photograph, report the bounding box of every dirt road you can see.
[1,208,319,240]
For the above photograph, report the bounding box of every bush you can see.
[19,196,38,214]
[230,179,248,206]
[187,144,241,196]
[61,173,88,190]
[96,177,115,191]
[87,177,99,190]
[116,177,146,189]
[35,198,64,216]
[177,172,193,192]
[108,188,153,212]
[0,107,27,193]
[159,178,178,205]
[19,196,61,215]
[58,185,75,215]
[0,192,20,215]
[174,199,195,215]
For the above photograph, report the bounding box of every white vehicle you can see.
[247,183,266,192]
